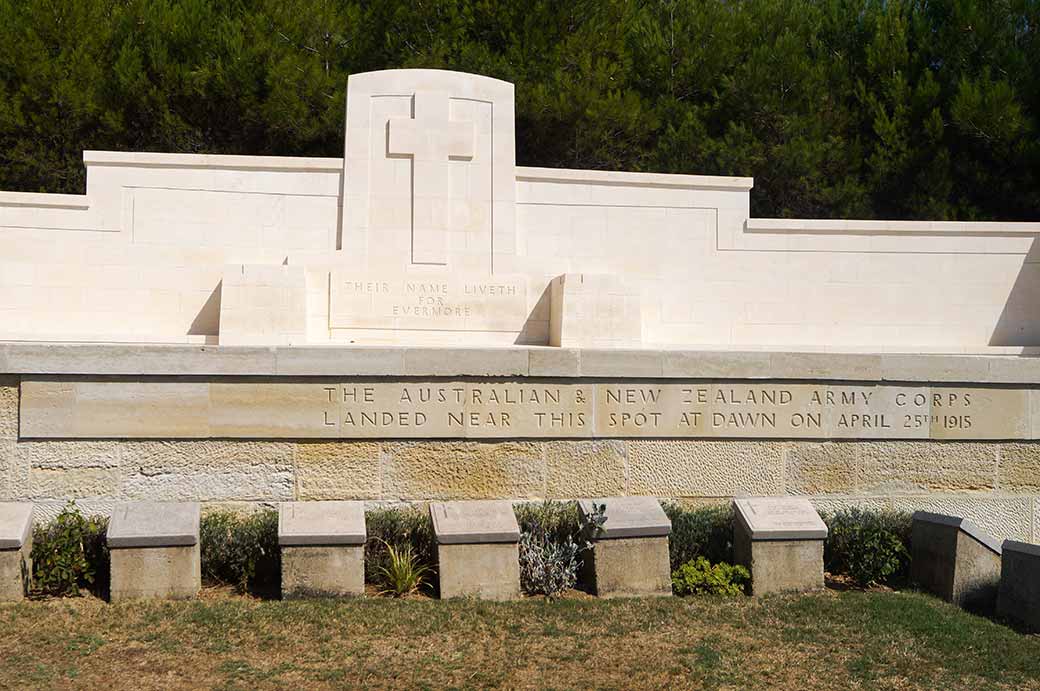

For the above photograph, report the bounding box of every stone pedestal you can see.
[107,502,201,602]
[431,500,520,600]
[0,503,33,601]
[911,511,1002,611]
[579,497,671,597]
[278,501,366,598]
[734,497,827,595]
[998,540,1040,632]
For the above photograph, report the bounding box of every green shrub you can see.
[671,557,749,596]
[515,501,587,597]
[663,503,734,572]
[823,508,912,587]
[30,502,108,598]
[365,506,435,589]
[199,509,280,594]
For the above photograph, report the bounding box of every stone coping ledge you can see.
[0,192,92,209]
[83,150,343,172]
[912,511,1003,555]
[1002,540,1040,558]
[0,504,33,550]
[3,343,1040,383]
[747,217,1040,235]
[516,166,754,191]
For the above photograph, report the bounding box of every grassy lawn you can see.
[0,589,1038,690]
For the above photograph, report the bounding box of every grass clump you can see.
[199,509,280,595]
[671,557,749,596]
[823,508,912,587]
[365,506,435,594]
[30,502,108,598]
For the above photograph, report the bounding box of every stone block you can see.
[0,376,17,440]
[894,496,1031,542]
[997,443,1040,492]
[785,442,857,495]
[219,264,307,346]
[579,497,671,597]
[107,501,201,601]
[858,442,997,493]
[548,273,641,348]
[0,503,33,601]
[627,441,782,497]
[384,442,544,500]
[910,511,1002,611]
[733,497,827,595]
[294,442,381,500]
[997,540,1040,632]
[279,499,366,598]
[545,441,625,498]
[431,500,520,600]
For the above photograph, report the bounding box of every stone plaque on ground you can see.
[430,500,520,600]
[107,502,201,602]
[911,511,1002,611]
[998,540,1040,632]
[278,501,366,598]
[579,497,671,597]
[734,497,827,595]
[0,503,33,602]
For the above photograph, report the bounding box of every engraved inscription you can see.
[17,379,1038,440]
[328,272,528,332]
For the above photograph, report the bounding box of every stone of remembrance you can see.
[1,69,1040,551]
[431,500,520,600]
[106,502,201,602]
[279,501,366,599]
[734,497,827,595]
[911,511,1002,611]
[579,496,672,597]
[0,503,33,601]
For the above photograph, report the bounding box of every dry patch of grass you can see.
[0,589,1037,690]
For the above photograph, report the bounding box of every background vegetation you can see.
[1,0,1038,220]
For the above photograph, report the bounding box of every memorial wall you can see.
[1,69,1039,544]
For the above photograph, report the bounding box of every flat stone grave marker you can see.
[430,500,520,600]
[734,497,827,595]
[107,502,201,602]
[278,501,366,598]
[578,497,671,597]
[0,503,33,601]
[998,540,1040,632]
[911,511,1002,611]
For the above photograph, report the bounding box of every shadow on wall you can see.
[990,237,1040,350]
[189,281,222,340]
[514,281,552,346]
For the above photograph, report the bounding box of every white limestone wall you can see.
[1,151,1038,350]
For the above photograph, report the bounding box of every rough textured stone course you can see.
[383,441,544,500]
[0,377,17,440]
[545,441,625,498]
[892,496,1032,542]
[857,442,997,493]
[627,441,782,496]
[294,442,381,500]
[998,443,1040,492]
[29,467,120,499]
[785,442,857,495]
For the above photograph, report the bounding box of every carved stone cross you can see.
[387,91,475,265]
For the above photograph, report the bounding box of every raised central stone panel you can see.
[19,378,1040,440]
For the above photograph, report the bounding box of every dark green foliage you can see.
[364,506,435,588]
[824,508,912,587]
[663,503,734,572]
[30,502,108,598]
[671,557,750,596]
[199,509,280,595]
[1,0,1037,221]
